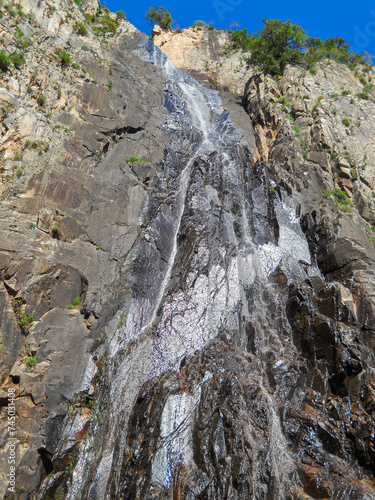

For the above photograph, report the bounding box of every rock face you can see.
[153,26,253,94]
[0,2,165,498]
[1,2,375,500]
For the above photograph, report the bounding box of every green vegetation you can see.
[36,93,46,107]
[73,22,88,36]
[66,304,74,309]
[0,50,12,71]
[233,19,308,76]
[192,20,206,28]
[226,18,365,76]
[145,5,173,31]
[124,156,150,163]
[117,314,124,329]
[323,188,353,212]
[116,10,126,20]
[304,36,364,70]
[26,357,37,368]
[10,50,25,68]
[57,50,71,66]
[12,299,34,334]
[342,118,350,127]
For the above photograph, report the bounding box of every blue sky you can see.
[104,0,375,58]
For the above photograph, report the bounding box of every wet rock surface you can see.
[1,2,375,500]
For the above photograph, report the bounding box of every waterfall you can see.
[56,38,321,500]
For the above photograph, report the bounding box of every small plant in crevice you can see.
[323,188,354,212]
[0,50,12,71]
[275,96,290,111]
[57,49,71,66]
[312,95,323,110]
[12,299,34,334]
[117,314,124,329]
[73,22,88,36]
[10,50,25,68]
[36,93,46,107]
[26,357,37,368]
[124,157,150,163]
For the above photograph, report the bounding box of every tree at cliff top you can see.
[145,5,173,31]
[246,18,308,76]
[230,18,365,77]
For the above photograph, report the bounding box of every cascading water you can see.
[49,39,325,499]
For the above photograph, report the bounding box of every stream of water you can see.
[57,38,319,499]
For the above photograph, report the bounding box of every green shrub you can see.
[26,357,37,367]
[341,90,351,96]
[81,44,90,51]
[99,14,118,34]
[125,156,150,163]
[357,92,370,100]
[15,27,24,39]
[58,50,71,66]
[37,94,46,107]
[363,83,373,93]
[323,188,353,212]
[73,22,88,36]
[116,10,126,20]
[66,304,74,309]
[192,20,206,28]
[0,50,12,71]
[10,50,25,68]
[342,118,350,127]
[228,29,253,52]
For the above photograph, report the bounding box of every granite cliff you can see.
[1,4,375,499]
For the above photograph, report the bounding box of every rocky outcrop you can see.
[243,62,375,497]
[153,26,253,93]
[0,2,165,497]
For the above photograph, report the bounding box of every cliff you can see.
[153,25,253,94]
[1,5,375,499]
